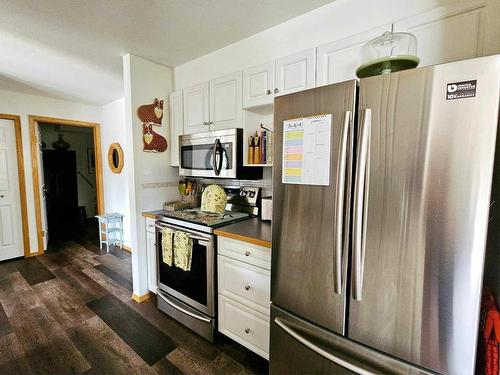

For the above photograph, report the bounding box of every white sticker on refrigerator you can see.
[282,114,332,186]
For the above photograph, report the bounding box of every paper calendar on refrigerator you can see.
[282,114,332,186]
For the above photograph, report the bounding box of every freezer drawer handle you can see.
[274,317,375,375]
[333,110,351,294]
[352,109,371,301]
[157,290,211,323]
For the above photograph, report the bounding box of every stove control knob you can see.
[245,328,251,334]
[249,191,255,198]
[245,251,251,256]
[245,285,251,291]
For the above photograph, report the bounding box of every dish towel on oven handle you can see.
[173,231,193,271]
[161,227,174,266]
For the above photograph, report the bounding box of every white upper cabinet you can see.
[243,61,275,108]
[169,90,183,167]
[183,82,209,134]
[317,24,392,86]
[394,0,486,67]
[209,71,242,131]
[275,48,316,96]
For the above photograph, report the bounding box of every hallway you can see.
[0,235,268,375]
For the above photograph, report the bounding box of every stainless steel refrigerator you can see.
[271,55,500,375]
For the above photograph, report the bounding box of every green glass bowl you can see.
[356,55,420,78]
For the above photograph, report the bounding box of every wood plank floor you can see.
[0,226,268,375]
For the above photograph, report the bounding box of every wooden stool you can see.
[95,213,124,251]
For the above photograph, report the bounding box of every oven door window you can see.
[157,231,208,307]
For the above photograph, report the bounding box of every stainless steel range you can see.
[155,186,260,342]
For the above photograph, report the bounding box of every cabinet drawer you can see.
[145,217,156,233]
[218,294,269,359]
[218,236,271,270]
[218,255,270,315]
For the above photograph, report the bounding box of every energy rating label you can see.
[282,114,332,186]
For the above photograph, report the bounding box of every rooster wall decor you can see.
[137,98,168,153]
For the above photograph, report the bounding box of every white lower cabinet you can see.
[217,237,271,359]
[218,294,270,359]
[145,218,157,293]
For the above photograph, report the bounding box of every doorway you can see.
[29,116,104,254]
[0,114,29,260]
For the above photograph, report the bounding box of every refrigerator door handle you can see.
[274,317,376,375]
[333,110,351,294]
[352,108,371,301]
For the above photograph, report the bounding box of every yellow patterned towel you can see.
[161,227,174,266]
[173,231,193,271]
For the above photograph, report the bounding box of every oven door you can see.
[155,221,215,317]
[179,130,238,178]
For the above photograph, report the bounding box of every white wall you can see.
[100,98,133,247]
[123,54,179,297]
[174,0,500,88]
[0,89,100,254]
[39,125,96,217]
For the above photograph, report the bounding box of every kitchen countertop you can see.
[214,218,272,248]
[142,209,165,219]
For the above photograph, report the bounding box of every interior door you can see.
[0,119,23,261]
[36,123,49,250]
[275,48,316,96]
[272,81,356,335]
[349,56,500,375]
[209,71,242,131]
[243,61,275,108]
[183,82,209,134]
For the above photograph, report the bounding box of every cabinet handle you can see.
[245,251,251,256]
[266,89,271,95]
[274,88,279,94]
[245,328,250,334]
[245,285,250,291]
[203,121,207,125]
[0,195,4,198]
[209,121,213,125]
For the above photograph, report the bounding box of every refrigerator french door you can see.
[270,55,500,375]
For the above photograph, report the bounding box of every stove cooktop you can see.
[160,208,249,228]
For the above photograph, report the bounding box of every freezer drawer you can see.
[270,305,433,375]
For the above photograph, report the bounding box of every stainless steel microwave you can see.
[179,128,262,179]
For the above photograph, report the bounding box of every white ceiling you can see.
[0,0,334,105]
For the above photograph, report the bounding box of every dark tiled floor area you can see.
[0,226,268,375]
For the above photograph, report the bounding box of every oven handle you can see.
[154,224,209,242]
[157,290,211,323]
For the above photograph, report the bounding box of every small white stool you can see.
[95,213,124,251]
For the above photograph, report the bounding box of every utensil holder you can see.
[181,195,201,208]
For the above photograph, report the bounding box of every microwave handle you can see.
[213,139,223,176]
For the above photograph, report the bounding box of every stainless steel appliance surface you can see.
[270,55,500,375]
[179,128,262,179]
[156,185,260,342]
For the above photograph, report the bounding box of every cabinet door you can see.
[169,90,183,166]
[393,0,485,67]
[183,82,209,134]
[275,48,316,96]
[209,71,242,131]
[243,61,275,108]
[317,24,391,86]
[146,231,157,293]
